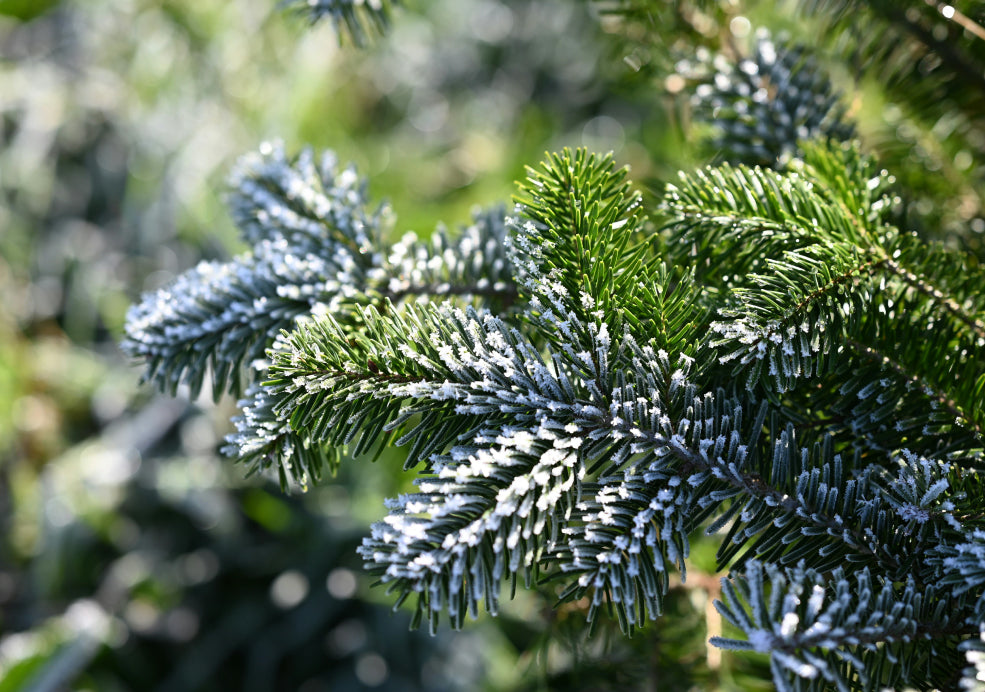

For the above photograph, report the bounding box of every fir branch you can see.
[793,140,899,240]
[845,337,983,443]
[359,420,583,633]
[939,531,985,623]
[126,129,985,690]
[122,240,367,399]
[226,379,341,489]
[124,143,386,398]
[280,0,398,46]
[882,256,985,340]
[225,301,578,482]
[710,244,885,392]
[559,352,922,624]
[510,148,651,342]
[125,141,516,401]
[228,142,387,258]
[712,561,974,692]
[664,144,984,442]
[380,207,518,309]
[684,29,855,166]
[660,160,883,286]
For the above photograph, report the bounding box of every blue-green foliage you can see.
[125,138,985,691]
[683,30,855,166]
[123,8,985,691]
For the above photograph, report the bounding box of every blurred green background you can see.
[3,0,982,689]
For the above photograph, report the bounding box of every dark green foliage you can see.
[118,1,985,690]
[128,135,985,689]
[713,561,972,691]
[123,143,514,402]
[686,31,855,166]
[798,0,985,252]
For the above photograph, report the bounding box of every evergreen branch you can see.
[124,123,985,691]
[661,142,897,273]
[555,352,929,627]
[124,143,386,398]
[665,145,984,442]
[228,141,386,258]
[382,283,518,304]
[380,207,518,309]
[883,257,985,340]
[712,561,973,692]
[845,337,983,442]
[122,240,365,399]
[331,283,971,634]
[360,420,583,633]
[660,160,881,285]
[711,244,885,392]
[555,374,753,630]
[684,30,855,166]
[711,251,984,446]
[279,0,398,46]
[225,301,580,482]
[126,140,516,401]
[624,262,708,363]
[939,531,985,623]
[568,365,970,591]
[793,140,899,240]
[510,148,651,340]
[225,379,341,489]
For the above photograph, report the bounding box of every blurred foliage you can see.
[602,0,985,258]
[3,0,984,689]
[3,410,496,691]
